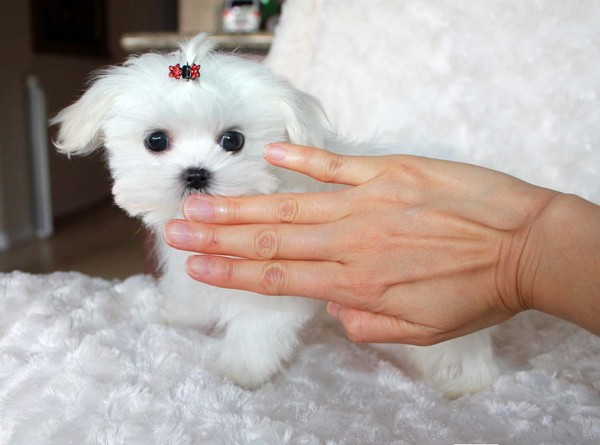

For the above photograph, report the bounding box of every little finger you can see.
[186,255,347,301]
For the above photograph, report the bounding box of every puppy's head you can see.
[52,34,331,226]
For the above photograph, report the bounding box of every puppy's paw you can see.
[204,340,282,388]
[402,330,499,398]
[422,357,499,399]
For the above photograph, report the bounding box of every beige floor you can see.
[0,200,147,280]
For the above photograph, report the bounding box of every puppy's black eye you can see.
[219,130,245,153]
[145,131,170,152]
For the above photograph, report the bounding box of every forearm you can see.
[521,193,600,335]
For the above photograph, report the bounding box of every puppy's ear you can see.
[51,75,115,156]
[281,89,332,148]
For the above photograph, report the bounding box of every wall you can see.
[179,0,222,33]
[0,1,34,249]
[0,0,177,249]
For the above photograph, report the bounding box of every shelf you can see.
[120,32,273,53]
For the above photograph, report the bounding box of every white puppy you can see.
[53,34,498,397]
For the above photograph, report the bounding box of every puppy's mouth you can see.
[183,187,213,198]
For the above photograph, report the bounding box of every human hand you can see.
[163,143,560,345]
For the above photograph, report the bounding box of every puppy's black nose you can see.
[183,167,211,190]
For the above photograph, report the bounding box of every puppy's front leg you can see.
[205,295,320,388]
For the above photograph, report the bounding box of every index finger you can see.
[264,143,386,186]
[183,143,386,225]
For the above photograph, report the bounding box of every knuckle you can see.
[259,261,288,295]
[393,159,427,188]
[340,272,383,306]
[199,226,219,250]
[219,259,235,282]
[276,198,300,223]
[341,269,363,288]
[225,198,245,224]
[343,313,368,343]
[253,227,280,260]
[322,153,345,183]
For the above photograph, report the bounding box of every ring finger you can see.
[163,219,342,261]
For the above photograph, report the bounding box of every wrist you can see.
[518,193,600,334]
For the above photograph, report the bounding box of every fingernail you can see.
[187,255,210,276]
[185,196,214,221]
[164,221,191,246]
[327,302,341,319]
[264,143,288,161]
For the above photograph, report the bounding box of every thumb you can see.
[327,302,434,345]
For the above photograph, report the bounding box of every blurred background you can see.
[0,0,280,279]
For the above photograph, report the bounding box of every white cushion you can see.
[267,0,600,202]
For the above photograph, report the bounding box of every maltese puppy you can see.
[53,34,498,397]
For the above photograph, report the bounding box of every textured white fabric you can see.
[1,271,599,444]
[2,1,599,443]
[267,0,600,203]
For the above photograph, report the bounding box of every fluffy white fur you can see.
[52,34,497,396]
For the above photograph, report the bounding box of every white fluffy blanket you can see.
[1,271,599,444]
